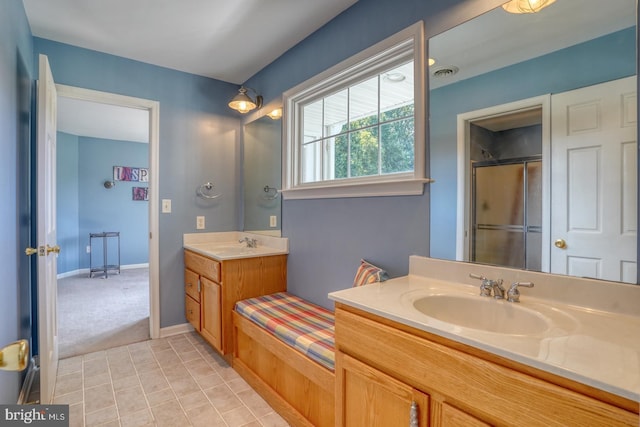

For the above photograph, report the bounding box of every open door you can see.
[36,54,59,403]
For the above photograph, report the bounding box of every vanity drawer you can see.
[184,268,200,302]
[185,294,200,331]
[185,250,221,282]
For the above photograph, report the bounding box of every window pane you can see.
[350,127,379,177]
[303,100,323,143]
[381,118,414,174]
[349,76,378,130]
[324,90,348,137]
[380,61,414,121]
[331,134,349,179]
[301,140,323,183]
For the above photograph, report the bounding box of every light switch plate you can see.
[270,215,277,227]
[162,199,171,213]
[196,216,205,229]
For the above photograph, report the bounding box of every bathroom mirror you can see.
[243,111,282,236]
[429,0,638,283]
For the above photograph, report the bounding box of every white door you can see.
[37,54,59,403]
[551,76,637,282]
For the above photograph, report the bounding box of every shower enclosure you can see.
[472,158,542,270]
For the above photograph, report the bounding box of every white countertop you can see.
[329,256,640,402]
[183,232,288,261]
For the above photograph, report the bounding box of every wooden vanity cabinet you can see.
[184,249,286,357]
[334,303,638,427]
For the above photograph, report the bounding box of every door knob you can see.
[25,247,38,256]
[0,339,29,371]
[554,239,567,249]
[46,244,61,255]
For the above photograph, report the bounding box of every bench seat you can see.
[234,292,335,370]
[233,292,336,426]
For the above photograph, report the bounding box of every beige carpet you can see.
[57,267,150,359]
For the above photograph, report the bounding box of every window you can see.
[282,22,427,199]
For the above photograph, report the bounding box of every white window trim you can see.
[282,21,428,200]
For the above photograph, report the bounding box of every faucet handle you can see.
[507,282,534,303]
[469,274,493,297]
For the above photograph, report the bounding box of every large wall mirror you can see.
[243,110,282,236]
[429,0,638,284]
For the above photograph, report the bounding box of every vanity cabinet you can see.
[184,249,287,357]
[335,304,638,427]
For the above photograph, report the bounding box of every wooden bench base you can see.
[232,311,335,427]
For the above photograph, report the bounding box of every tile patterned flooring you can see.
[53,332,289,427]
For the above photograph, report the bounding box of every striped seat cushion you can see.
[234,292,335,371]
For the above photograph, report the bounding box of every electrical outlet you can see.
[269,215,277,227]
[162,199,172,213]
[86,245,91,253]
[196,216,205,229]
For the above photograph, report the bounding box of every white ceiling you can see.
[22,0,358,84]
[57,97,149,143]
[429,0,635,89]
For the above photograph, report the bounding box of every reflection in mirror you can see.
[429,0,637,283]
[243,113,282,236]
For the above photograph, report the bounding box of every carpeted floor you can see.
[57,267,150,359]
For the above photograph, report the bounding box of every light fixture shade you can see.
[266,108,283,120]
[502,0,556,14]
[228,86,262,114]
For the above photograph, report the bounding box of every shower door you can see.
[472,159,542,270]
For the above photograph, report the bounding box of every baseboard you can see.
[160,323,194,338]
[57,263,149,279]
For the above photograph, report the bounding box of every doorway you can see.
[456,95,551,272]
[55,85,160,358]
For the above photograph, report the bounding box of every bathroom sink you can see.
[412,294,550,335]
[192,243,256,255]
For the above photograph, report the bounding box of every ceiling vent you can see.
[431,65,459,78]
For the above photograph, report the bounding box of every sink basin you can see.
[412,295,550,335]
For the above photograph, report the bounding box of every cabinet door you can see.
[439,402,490,427]
[337,352,429,427]
[200,276,222,353]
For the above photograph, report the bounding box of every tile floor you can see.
[53,332,289,427]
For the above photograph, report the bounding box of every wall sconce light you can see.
[104,180,116,189]
[228,86,263,114]
[0,339,29,371]
[502,0,556,13]
[266,108,283,120]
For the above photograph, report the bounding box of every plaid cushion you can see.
[234,292,335,371]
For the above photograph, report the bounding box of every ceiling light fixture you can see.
[266,108,283,120]
[502,0,556,14]
[228,86,263,114]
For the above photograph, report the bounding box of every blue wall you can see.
[0,0,34,404]
[35,39,243,328]
[57,133,150,274]
[57,132,80,273]
[429,27,637,260]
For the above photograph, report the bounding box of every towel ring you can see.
[263,185,280,200]
[197,182,222,199]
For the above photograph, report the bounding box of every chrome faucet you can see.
[239,237,257,248]
[491,279,506,299]
[469,274,503,298]
[507,282,534,303]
